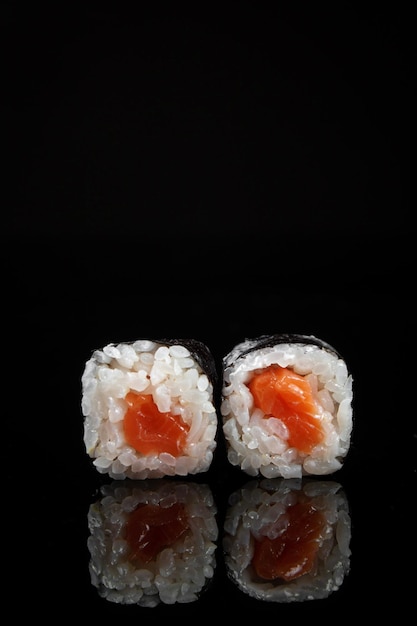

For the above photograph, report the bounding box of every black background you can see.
[3,2,415,619]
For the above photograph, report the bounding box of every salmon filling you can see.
[252,499,325,581]
[123,392,190,456]
[248,365,324,454]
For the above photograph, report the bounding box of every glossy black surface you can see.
[5,4,414,619]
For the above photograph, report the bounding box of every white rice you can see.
[87,480,218,607]
[81,339,218,479]
[221,336,353,478]
[223,478,351,602]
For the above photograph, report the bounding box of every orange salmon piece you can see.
[248,365,324,454]
[252,500,325,581]
[125,502,189,564]
[123,392,190,456]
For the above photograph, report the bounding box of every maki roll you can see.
[87,479,218,606]
[223,478,351,602]
[81,338,218,479]
[221,334,353,478]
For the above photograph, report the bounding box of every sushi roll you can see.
[221,334,353,478]
[223,478,351,602]
[87,479,218,606]
[81,338,218,479]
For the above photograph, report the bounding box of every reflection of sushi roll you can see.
[81,338,218,479]
[223,478,351,602]
[221,334,353,478]
[87,479,218,607]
